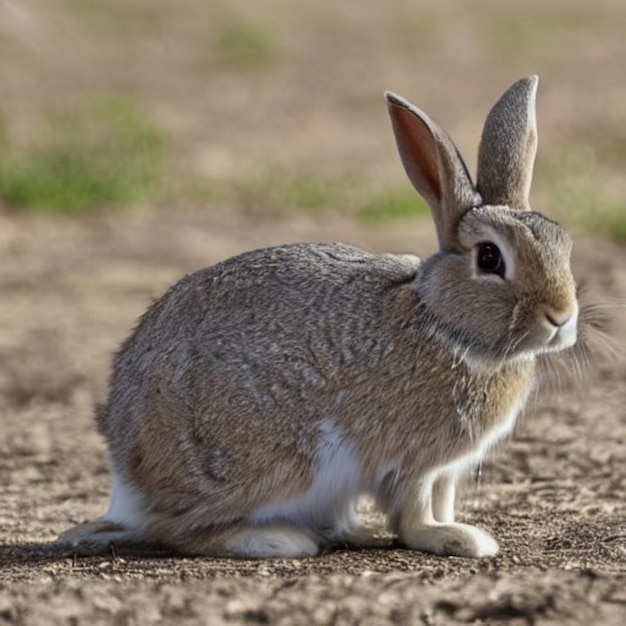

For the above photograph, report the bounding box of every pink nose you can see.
[542,305,576,329]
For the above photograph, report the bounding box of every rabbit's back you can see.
[109,242,421,393]
[99,243,422,504]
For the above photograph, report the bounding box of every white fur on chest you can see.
[248,419,362,531]
[442,398,524,480]
[477,400,522,456]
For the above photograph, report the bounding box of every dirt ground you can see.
[0,208,624,625]
[1,1,625,625]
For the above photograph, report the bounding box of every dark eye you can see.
[476,242,505,278]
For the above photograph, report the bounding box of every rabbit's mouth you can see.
[518,322,577,358]
[512,303,579,357]
[542,307,579,352]
[493,309,578,363]
[547,327,577,351]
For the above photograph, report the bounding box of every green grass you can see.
[484,4,620,60]
[191,169,429,224]
[212,19,279,71]
[583,206,626,242]
[0,96,164,213]
[357,186,428,223]
[537,142,626,243]
[192,170,348,214]
[555,180,626,243]
[61,0,170,36]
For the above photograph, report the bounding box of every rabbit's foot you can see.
[57,519,136,554]
[224,525,320,558]
[400,522,498,558]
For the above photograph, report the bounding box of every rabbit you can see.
[59,75,580,559]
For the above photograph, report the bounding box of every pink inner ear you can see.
[393,106,441,202]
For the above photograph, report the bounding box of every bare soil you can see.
[0,208,624,625]
[1,1,625,624]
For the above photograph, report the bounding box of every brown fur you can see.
[59,76,583,559]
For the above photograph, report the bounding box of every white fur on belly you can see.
[102,467,145,528]
[248,419,362,532]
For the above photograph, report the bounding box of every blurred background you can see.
[0,0,624,236]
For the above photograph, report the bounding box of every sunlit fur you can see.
[57,76,596,559]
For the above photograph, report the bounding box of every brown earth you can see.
[1,1,625,624]
[0,208,624,625]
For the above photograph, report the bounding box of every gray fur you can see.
[477,75,539,209]
[59,77,580,559]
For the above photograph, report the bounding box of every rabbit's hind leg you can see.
[223,524,320,558]
[163,522,321,559]
[56,519,139,555]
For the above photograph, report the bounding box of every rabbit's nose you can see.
[541,304,578,349]
[542,305,577,329]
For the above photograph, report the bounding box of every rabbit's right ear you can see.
[386,92,481,252]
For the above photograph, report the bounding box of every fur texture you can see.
[59,76,585,559]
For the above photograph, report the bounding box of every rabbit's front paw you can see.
[401,522,498,558]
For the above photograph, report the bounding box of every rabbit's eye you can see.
[476,242,505,278]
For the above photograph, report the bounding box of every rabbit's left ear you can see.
[477,75,539,210]
[386,92,481,252]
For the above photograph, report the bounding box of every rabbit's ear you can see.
[477,75,539,210]
[386,92,481,252]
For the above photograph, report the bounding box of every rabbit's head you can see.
[386,76,578,364]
